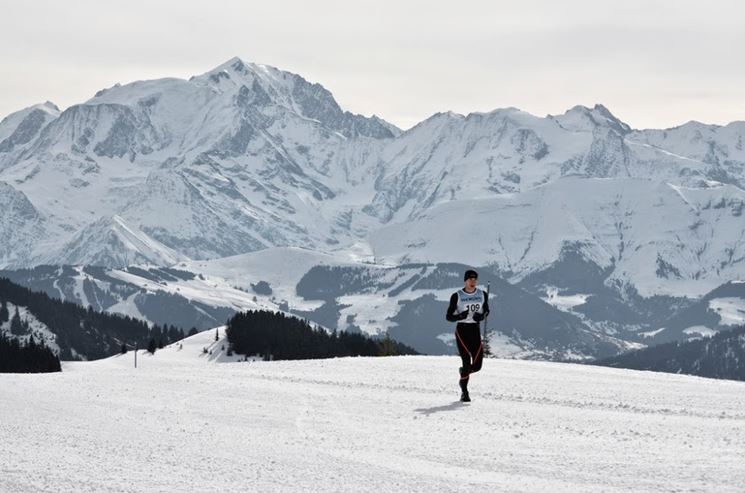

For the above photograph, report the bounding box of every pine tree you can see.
[10,306,24,335]
[121,343,127,354]
[215,327,219,341]
[0,299,8,324]
[151,325,162,345]
[188,327,198,337]
[380,331,396,356]
[27,334,37,351]
[147,338,157,354]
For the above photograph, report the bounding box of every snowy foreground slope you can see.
[2,330,745,492]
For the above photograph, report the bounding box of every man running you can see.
[446,269,489,402]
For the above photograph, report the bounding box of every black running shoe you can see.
[460,391,471,402]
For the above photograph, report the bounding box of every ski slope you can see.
[2,330,744,492]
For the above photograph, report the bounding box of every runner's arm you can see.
[446,293,465,322]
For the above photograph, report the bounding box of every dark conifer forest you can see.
[0,277,185,365]
[226,309,417,360]
[593,325,745,381]
[0,331,61,373]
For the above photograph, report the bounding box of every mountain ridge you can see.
[1,57,744,303]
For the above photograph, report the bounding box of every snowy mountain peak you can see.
[192,56,399,139]
[470,106,524,118]
[219,55,248,71]
[676,120,719,130]
[555,104,631,135]
[0,102,61,157]
[38,101,61,115]
[197,57,265,86]
[401,110,465,136]
[0,101,60,121]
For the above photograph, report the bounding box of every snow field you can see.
[2,330,745,492]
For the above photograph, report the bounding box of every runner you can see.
[445,269,489,402]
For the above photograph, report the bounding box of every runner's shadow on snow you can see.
[414,401,467,416]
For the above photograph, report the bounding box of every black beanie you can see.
[464,269,478,281]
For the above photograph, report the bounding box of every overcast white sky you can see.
[1,0,744,130]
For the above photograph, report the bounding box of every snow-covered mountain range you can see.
[2,57,744,358]
[2,58,744,285]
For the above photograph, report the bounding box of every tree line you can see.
[226,309,418,360]
[593,325,745,381]
[0,277,188,362]
[0,331,61,373]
